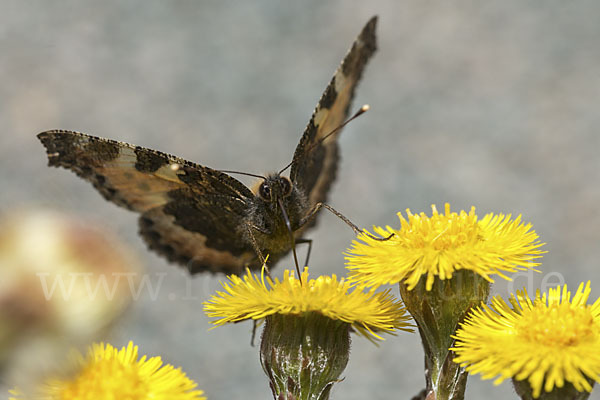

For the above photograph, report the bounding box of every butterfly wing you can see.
[38,130,257,274]
[289,17,377,216]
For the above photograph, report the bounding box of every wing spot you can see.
[140,217,154,227]
[146,230,161,241]
[319,80,338,110]
[162,244,175,257]
[85,140,120,163]
[134,148,169,173]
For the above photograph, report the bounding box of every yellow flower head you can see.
[345,203,545,290]
[10,342,206,400]
[452,282,600,398]
[203,268,412,340]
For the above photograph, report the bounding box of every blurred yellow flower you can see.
[9,342,205,400]
[452,282,600,398]
[0,210,140,389]
[345,203,545,290]
[204,268,412,340]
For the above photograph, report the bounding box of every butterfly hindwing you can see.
[139,206,255,275]
[290,16,377,214]
[38,130,256,274]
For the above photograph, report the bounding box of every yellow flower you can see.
[345,203,545,290]
[203,268,412,340]
[452,282,600,398]
[10,342,205,400]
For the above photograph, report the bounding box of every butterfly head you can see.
[257,174,293,204]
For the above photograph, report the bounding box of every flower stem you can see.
[260,312,351,400]
[400,270,490,400]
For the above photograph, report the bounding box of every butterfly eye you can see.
[259,182,271,200]
[279,177,292,196]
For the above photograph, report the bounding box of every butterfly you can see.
[38,16,378,276]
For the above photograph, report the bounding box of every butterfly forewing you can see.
[38,130,256,274]
[290,16,377,211]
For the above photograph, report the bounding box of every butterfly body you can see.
[38,17,378,275]
[245,174,310,257]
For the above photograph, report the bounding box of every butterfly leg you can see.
[243,224,268,345]
[299,202,361,233]
[299,203,393,241]
[251,320,258,347]
[243,222,272,278]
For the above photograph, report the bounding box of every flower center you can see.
[516,303,597,347]
[402,206,481,251]
[59,358,146,400]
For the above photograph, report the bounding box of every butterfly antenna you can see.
[279,104,370,174]
[218,170,266,180]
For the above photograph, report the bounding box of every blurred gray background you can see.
[1,1,599,399]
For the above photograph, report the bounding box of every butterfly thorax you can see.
[242,174,309,255]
